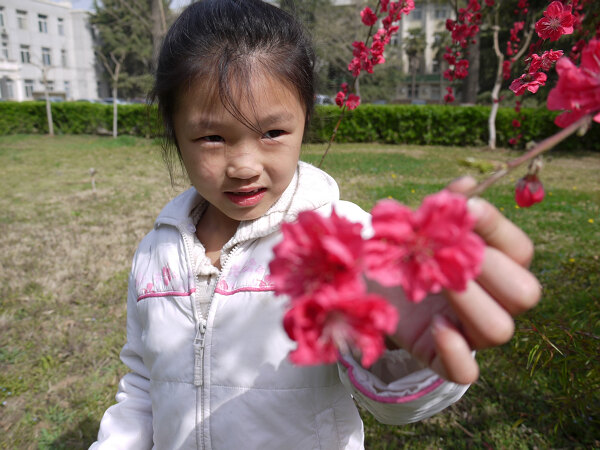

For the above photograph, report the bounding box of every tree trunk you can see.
[112,85,118,138]
[42,68,54,137]
[151,0,167,68]
[461,38,479,104]
[488,64,502,149]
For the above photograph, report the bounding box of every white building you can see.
[0,0,98,101]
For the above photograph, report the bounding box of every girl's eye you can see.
[263,130,285,139]
[198,135,224,143]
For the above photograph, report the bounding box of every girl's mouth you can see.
[225,188,267,207]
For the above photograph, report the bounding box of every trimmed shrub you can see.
[1,101,598,151]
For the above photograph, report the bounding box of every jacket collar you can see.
[154,161,340,250]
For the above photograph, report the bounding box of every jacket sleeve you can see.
[337,350,470,425]
[89,272,154,449]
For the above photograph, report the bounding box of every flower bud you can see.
[515,174,545,207]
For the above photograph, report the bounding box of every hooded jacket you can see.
[91,162,469,449]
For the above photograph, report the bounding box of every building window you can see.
[434,7,449,19]
[58,18,65,36]
[20,45,31,64]
[431,85,441,100]
[408,84,420,99]
[44,80,55,92]
[411,6,423,21]
[61,49,67,67]
[17,10,28,30]
[64,80,70,99]
[0,79,15,100]
[42,47,51,66]
[25,79,34,98]
[1,41,8,61]
[38,14,48,33]
[0,7,5,28]
[432,58,440,74]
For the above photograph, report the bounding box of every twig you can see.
[318,0,382,168]
[466,114,593,198]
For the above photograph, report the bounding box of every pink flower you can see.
[515,174,545,207]
[512,119,522,128]
[528,50,563,73]
[335,91,345,108]
[444,86,455,103]
[269,209,366,299]
[535,1,574,41]
[364,191,485,303]
[360,6,378,26]
[283,290,398,367]
[547,39,600,127]
[485,0,495,6]
[345,94,361,110]
[454,59,470,79]
[509,71,547,95]
[348,57,361,76]
[502,60,512,80]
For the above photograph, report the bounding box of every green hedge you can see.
[1,101,598,151]
[0,101,156,137]
[309,104,600,151]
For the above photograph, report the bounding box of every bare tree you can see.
[30,59,55,136]
[488,14,534,149]
[97,50,126,138]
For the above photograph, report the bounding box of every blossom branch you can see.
[318,0,382,169]
[466,113,594,198]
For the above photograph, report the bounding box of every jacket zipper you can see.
[197,243,240,450]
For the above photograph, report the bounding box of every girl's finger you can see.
[477,247,541,316]
[466,197,534,268]
[446,176,534,268]
[430,315,479,384]
[444,280,515,349]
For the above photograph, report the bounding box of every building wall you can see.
[0,0,98,101]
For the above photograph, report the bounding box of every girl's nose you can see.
[225,145,262,180]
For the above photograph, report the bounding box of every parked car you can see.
[315,94,334,105]
[100,97,128,105]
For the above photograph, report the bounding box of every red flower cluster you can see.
[337,0,414,110]
[547,39,600,127]
[335,83,360,110]
[364,192,485,302]
[535,1,574,42]
[509,71,547,95]
[270,210,398,367]
[515,174,545,207]
[443,0,486,102]
[270,191,486,365]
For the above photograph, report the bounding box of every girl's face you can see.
[173,73,306,229]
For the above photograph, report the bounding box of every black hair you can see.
[150,0,316,172]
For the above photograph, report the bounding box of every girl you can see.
[91,1,540,448]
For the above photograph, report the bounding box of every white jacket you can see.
[91,162,469,450]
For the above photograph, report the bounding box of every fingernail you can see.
[467,197,485,219]
[431,314,452,335]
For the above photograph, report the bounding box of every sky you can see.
[51,0,192,11]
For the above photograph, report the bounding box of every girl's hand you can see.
[374,177,542,385]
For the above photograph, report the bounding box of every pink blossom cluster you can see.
[547,38,600,127]
[508,100,523,146]
[335,0,414,110]
[443,0,484,103]
[335,82,360,111]
[510,1,574,96]
[270,210,398,367]
[269,191,485,366]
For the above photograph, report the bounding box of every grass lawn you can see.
[0,135,598,448]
